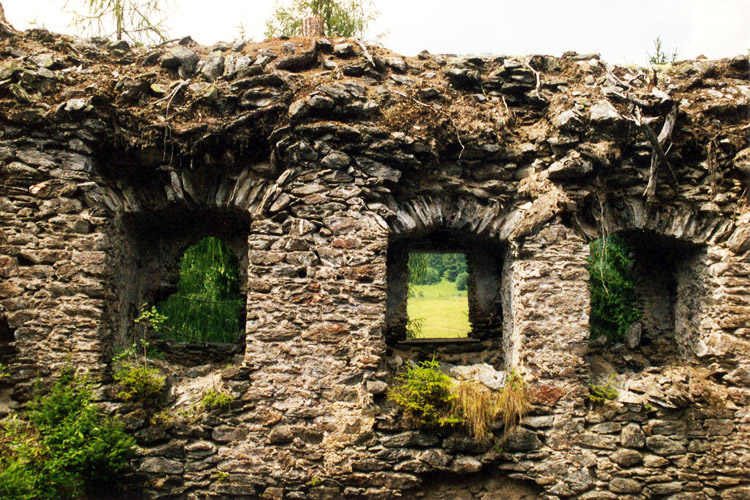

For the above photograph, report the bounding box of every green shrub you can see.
[388,357,459,427]
[455,272,468,291]
[201,389,235,411]
[0,417,45,500]
[587,234,641,343]
[113,338,166,408]
[114,364,166,408]
[0,368,135,500]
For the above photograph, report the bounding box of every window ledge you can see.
[398,338,481,346]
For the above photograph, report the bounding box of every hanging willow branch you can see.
[156,237,244,343]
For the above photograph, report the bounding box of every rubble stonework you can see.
[0,20,749,500]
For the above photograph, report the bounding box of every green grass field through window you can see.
[408,278,470,339]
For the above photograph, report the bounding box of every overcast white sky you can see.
[4,1,749,65]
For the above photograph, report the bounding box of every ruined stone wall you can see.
[1,23,749,500]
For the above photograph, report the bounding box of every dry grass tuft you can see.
[380,101,447,140]
[451,381,498,441]
[497,370,531,431]
[450,370,532,441]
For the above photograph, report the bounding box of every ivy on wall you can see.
[588,234,641,343]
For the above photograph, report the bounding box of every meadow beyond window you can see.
[406,252,469,339]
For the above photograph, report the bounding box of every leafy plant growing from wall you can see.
[201,388,235,411]
[388,357,460,428]
[389,358,531,440]
[588,374,620,404]
[647,36,678,65]
[113,328,166,408]
[0,367,135,499]
[587,234,641,343]
[155,237,244,343]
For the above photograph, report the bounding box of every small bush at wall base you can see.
[0,367,135,500]
[114,364,166,408]
[201,389,235,410]
[388,357,460,428]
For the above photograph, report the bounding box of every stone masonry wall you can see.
[0,20,749,500]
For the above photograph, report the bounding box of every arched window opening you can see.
[588,231,705,362]
[154,237,244,344]
[386,231,504,345]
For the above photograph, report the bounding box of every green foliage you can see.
[407,252,429,291]
[408,253,467,285]
[201,389,235,411]
[587,234,641,343]
[455,272,468,291]
[405,317,424,339]
[0,362,8,379]
[305,475,323,488]
[388,357,460,427]
[265,0,378,38]
[156,237,244,343]
[65,0,173,44]
[0,417,45,500]
[135,304,167,334]
[389,360,532,439]
[440,253,467,282]
[114,364,165,407]
[588,375,620,404]
[648,36,678,65]
[0,368,135,500]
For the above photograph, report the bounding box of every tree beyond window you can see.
[156,237,244,343]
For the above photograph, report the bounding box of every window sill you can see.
[398,338,481,346]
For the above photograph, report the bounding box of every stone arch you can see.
[386,194,512,241]
[107,205,253,363]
